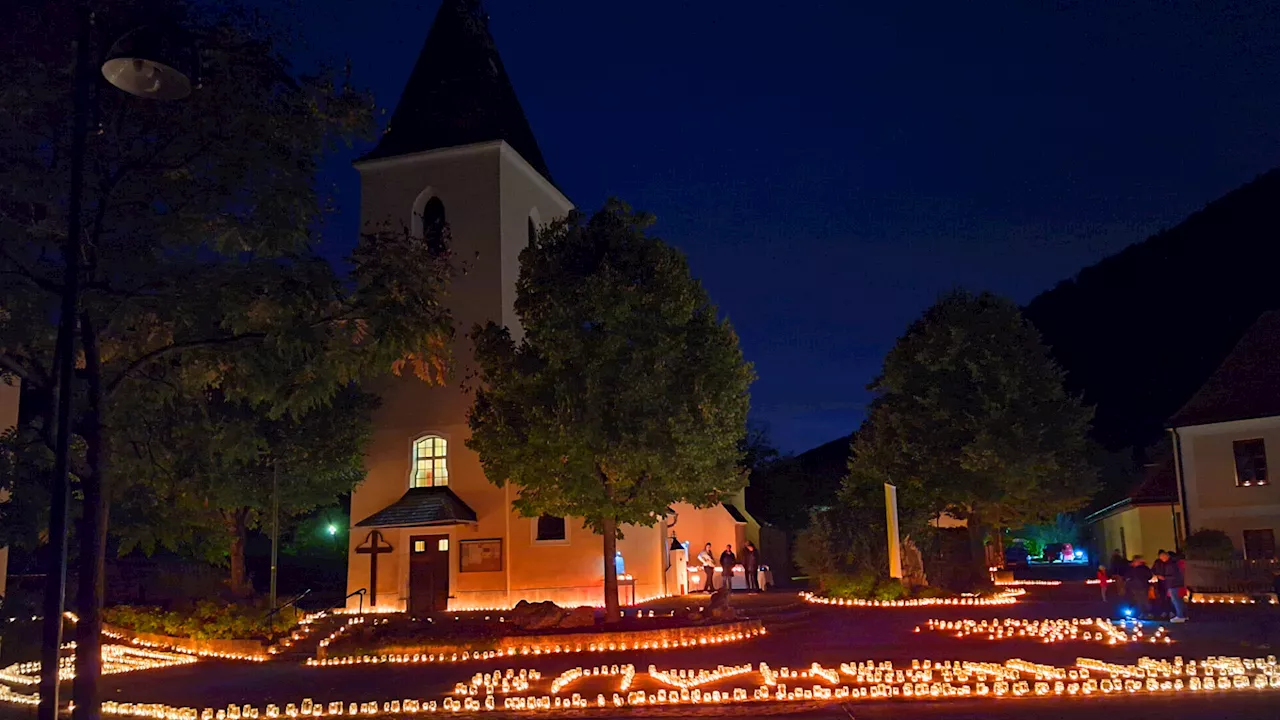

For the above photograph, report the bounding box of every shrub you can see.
[103,600,295,640]
[794,512,843,581]
[821,571,878,599]
[1184,529,1236,562]
[873,579,907,602]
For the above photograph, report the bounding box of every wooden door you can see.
[409,534,450,615]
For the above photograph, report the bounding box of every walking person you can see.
[1157,550,1188,623]
[1096,564,1110,601]
[743,542,761,592]
[719,544,738,592]
[697,543,716,593]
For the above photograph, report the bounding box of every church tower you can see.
[348,1,759,614]
[348,0,572,613]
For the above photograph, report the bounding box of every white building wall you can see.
[1176,415,1280,557]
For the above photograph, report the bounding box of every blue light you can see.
[1122,607,1133,618]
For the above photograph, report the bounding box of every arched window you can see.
[412,435,448,488]
[411,193,447,247]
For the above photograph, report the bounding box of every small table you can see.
[616,575,636,606]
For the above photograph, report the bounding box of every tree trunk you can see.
[965,515,988,590]
[601,515,619,625]
[990,518,1006,570]
[227,509,251,597]
[73,313,106,720]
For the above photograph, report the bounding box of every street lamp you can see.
[101,25,194,101]
[38,10,192,720]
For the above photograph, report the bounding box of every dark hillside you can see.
[1025,168,1280,455]
[747,433,852,530]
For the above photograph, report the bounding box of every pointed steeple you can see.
[363,0,553,181]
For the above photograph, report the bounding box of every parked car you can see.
[1044,543,1065,563]
[1005,544,1030,567]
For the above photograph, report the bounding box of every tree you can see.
[842,290,1096,584]
[739,422,781,475]
[0,1,452,713]
[111,388,377,597]
[467,201,753,622]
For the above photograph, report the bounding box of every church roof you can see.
[355,487,478,528]
[1167,310,1280,428]
[361,0,553,181]
[722,503,748,523]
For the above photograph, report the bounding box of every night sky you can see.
[288,0,1280,453]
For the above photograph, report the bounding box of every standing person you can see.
[743,542,761,592]
[1109,549,1128,598]
[697,543,716,593]
[1097,565,1110,601]
[719,544,738,592]
[1157,550,1188,623]
[1125,556,1154,618]
[1151,550,1170,618]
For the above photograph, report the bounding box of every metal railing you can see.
[1185,559,1279,593]
[264,588,312,635]
[343,588,367,615]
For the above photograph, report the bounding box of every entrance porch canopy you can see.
[355,487,477,528]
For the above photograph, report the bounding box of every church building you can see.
[346,1,760,613]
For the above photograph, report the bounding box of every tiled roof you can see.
[1167,310,1280,428]
[1129,459,1178,505]
[355,487,478,528]
[360,0,552,181]
[1087,458,1179,522]
[722,503,747,523]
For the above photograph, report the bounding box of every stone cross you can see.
[355,530,394,606]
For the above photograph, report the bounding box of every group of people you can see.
[1099,548,1188,623]
[695,542,761,593]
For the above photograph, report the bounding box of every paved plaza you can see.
[6,582,1280,719]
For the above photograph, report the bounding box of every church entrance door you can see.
[409,534,450,615]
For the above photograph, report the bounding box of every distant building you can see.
[1168,310,1280,560]
[1086,459,1181,562]
[345,1,758,613]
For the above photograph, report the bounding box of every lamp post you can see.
[37,10,191,720]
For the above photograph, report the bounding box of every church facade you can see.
[346,1,759,613]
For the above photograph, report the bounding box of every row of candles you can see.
[101,626,269,663]
[0,643,197,686]
[6,653,1278,719]
[1189,594,1278,605]
[800,588,1024,607]
[305,625,766,666]
[455,668,540,696]
[317,609,677,659]
[919,616,1169,645]
[333,589,677,616]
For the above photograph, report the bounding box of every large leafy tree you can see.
[0,0,451,713]
[842,290,1095,582]
[111,387,378,597]
[468,202,753,622]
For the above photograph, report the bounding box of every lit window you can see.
[1233,439,1268,487]
[536,515,566,542]
[413,540,426,553]
[412,435,448,487]
[437,538,450,552]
